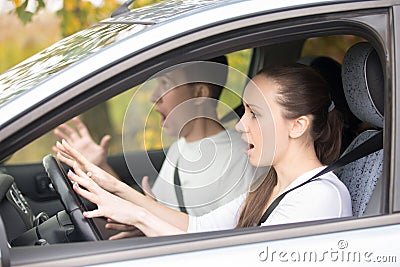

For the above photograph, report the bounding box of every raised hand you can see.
[53,117,111,171]
[56,139,120,194]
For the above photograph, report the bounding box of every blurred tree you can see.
[58,0,120,37]
[9,0,162,34]
[11,0,46,24]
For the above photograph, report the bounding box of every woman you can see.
[56,63,352,237]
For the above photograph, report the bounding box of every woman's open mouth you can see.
[160,113,166,126]
[245,143,255,155]
[155,108,167,127]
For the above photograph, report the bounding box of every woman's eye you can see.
[250,111,257,118]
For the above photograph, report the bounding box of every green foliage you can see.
[10,0,164,37]
[12,0,46,24]
[15,0,32,24]
[57,0,120,37]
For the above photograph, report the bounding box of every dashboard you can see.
[0,170,77,246]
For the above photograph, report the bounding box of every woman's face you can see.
[235,75,291,167]
[150,70,197,137]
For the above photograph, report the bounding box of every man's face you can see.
[150,69,198,137]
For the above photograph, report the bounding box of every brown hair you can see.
[184,55,228,100]
[236,63,343,228]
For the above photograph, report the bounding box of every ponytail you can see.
[236,168,277,228]
[314,108,343,165]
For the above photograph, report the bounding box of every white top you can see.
[187,166,352,232]
[152,129,261,216]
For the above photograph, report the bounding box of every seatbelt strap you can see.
[257,130,383,226]
[174,161,188,213]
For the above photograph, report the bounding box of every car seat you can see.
[335,42,385,217]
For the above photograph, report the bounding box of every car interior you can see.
[0,32,387,248]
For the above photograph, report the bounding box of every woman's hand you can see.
[68,163,144,226]
[68,163,186,237]
[56,139,120,194]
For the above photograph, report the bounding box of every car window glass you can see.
[6,49,253,163]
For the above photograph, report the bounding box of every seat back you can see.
[335,42,384,217]
[299,56,361,152]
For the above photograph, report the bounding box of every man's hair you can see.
[182,55,228,100]
[205,55,228,100]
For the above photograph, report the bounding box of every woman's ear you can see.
[193,83,211,105]
[289,115,310,138]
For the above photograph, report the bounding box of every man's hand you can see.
[53,117,118,177]
[141,176,156,199]
[53,117,111,169]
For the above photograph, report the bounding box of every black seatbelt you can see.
[174,161,188,213]
[257,130,383,226]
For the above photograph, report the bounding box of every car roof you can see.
[106,0,334,24]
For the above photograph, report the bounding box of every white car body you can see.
[0,0,399,266]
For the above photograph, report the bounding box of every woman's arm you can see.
[68,164,188,236]
[57,139,189,232]
[111,178,189,231]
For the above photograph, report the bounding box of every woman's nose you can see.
[235,117,248,133]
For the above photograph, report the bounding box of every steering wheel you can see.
[42,154,102,241]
